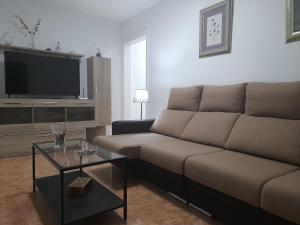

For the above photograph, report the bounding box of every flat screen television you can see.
[4,51,80,97]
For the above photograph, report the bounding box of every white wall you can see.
[122,0,300,118]
[0,0,123,121]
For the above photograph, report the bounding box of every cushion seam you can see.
[178,113,197,137]
[139,139,180,157]
[182,150,225,175]
[224,113,241,149]
[259,168,300,207]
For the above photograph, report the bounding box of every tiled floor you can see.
[0,155,223,225]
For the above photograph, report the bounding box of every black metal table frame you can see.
[32,142,127,225]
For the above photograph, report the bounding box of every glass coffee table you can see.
[32,139,127,225]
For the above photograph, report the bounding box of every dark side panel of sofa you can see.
[112,119,155,135]
[261,211,298,225]
[139,160,187,200]
[187,178,260,225]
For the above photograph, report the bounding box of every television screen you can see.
[4,51,80,97]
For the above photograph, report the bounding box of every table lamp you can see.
[134,89,149,120]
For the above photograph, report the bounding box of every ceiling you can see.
[26,0,161,22]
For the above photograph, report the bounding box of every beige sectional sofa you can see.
[94,81,300,225]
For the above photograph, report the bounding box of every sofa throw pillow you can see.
[199,83,246,113]
[245,81,300,119]
[181,112,240,148]
[150,109,195,138]
[167,86,203,111]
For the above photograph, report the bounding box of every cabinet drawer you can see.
[0,129,86,147]
[0,124,33,134]
[32,129,86,144]
[0,100,33,108]
[33,100,66,107]
[0,144,32,157]
[67,129,86,139]
[33,129,86,144]
[68,100,95,107]
[0,132,37,147]
[0,129,86,157]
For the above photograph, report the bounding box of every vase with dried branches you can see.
[15,16,42,48]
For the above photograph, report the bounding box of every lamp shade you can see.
[134,89,149,103]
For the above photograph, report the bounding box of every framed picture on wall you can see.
[286,0,300,43]
[199,0,233,58]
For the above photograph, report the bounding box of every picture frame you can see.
[286,0,300,43]
[199,0,234,58]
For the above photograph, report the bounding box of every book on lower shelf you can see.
[68,177,92,194]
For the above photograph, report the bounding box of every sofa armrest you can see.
[112,119,155,135]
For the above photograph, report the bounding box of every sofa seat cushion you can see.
[181,112,240,148]
[226,114,300,165]
[185,151,298,207]
[246,81,300,119]
[168,86,203,111]
[140,140,223,175]
[199,83,246,113]
[150,109,195,138]
[93,133,176,159]
[261,170,300,225]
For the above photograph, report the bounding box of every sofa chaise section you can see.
[93,86,203,160]
[93,132,176,159]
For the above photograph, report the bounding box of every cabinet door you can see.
[0,108,32,124]
[96,58,111,126]
[67,107,95,122]
[34,107,66,123]
[87,57,111,126]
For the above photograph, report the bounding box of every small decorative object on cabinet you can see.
[134,89,149,120]
[199,0,233,57]
[15,16,42,48]
[55,41,61,51]
[0,31,14,45]
[96,48,102,57]
[286,0,300,43]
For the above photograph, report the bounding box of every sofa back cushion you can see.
[181,112,240,148]
[167,86,203,111]
[199,83,246,113]
[150,109,195,138]
[226,114,300,165]
[246,81,300,119]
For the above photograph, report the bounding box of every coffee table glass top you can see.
[33,139,126,170]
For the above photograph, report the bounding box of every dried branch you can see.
[15,16,42,36]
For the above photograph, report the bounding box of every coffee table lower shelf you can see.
[35,171,124,224]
